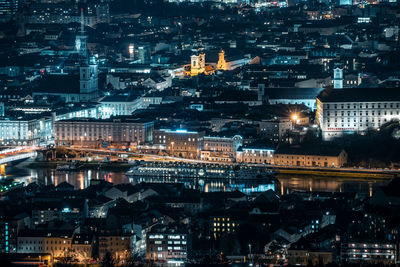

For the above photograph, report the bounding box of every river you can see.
[4,161,389,196]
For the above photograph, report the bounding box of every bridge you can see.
[0,152,36,164]
[0,147,39,175]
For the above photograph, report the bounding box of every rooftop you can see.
[317,88,400,103]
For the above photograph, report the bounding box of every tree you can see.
[101,252,115,267]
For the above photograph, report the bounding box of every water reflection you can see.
[278,176,386,196]
[4,162,389,195]
[128,176,277,193]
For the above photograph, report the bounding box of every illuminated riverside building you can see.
[0,115,54,146]
[55,117,153,148]
[200,135,242,162]
[274,147,348,167]
[154,129,243,160]
[316,88,400,140]
[236,147,275,164]
[153,129,204,159]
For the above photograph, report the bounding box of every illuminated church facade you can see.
[184,50,251,77]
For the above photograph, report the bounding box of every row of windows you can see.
[275,161,332,167]
[327,111,399,116]
[327,118,386,123]
[18,240,69,244]
[327,122,384,128]
[326,103,400,110]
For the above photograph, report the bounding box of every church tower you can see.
[217,50,227,71]
[198,52,205,73]
[76,9,88,61]
[190,54,200,76]
[76,9,98,100]
[80,56,98,96]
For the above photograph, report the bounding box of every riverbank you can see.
[28,161,131,171]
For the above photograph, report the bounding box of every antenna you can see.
[80,8,84,34]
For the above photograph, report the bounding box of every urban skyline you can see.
[0,0,399,266]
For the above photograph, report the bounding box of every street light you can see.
[248,243,252,264]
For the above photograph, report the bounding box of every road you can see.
[61,147,400,178]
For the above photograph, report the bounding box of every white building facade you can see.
[316,88,400,140]
[55,118,153,147]
[0,116,54,146]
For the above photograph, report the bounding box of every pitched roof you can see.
[267,87,325,100]
[275,145,344,157]
[35,74,80,94]
[317,88,400,103]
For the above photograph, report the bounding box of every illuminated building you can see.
[98,235,131,260]
[26,3,109,26]
[77,9,99,101]
[54,105,100,121]
[236,147,275,164]
[17,229,72,257]
[339,0,353,5]
[43,233,72,257]
[128,44,134,59]
[100,95,141,119]
[0,0,18,22]
[71,234,95,261]
[0,115,54,146]
[200,135,242,162]
[287,250,333,266]
[185,51,215,76]
[0,219,21,253]
[190,53,205,76]
[341,243,397,264]
[258,118,292,143]
[211,216,239,237]
[55,117,153,148]
[137,46,151,64]
[258,86,324,111]
[333,67,343,89]
[153,129,204,159]
[185,50,251,76]
[146,232,188,265]
[316,88,400,140]
[17,232,44,254]
[216,50,227,71]
[274,147,347,167]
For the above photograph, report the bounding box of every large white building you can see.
[99,95,141,119]
[316,88,400,140]
[0,115,54,146]
[55,117,154,147]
